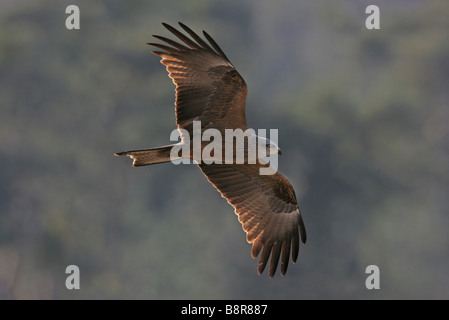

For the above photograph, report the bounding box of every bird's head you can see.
[267,140,282,156]
[257,136,282,157]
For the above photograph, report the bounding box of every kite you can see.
[115,22,306,277]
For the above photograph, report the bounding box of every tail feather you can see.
[115,145,176,166]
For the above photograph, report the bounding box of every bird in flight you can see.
[115,22,306,278]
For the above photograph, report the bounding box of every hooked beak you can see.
[278,148,282,156]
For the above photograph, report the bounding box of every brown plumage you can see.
[115,22,307,278]
[150,22,248,137]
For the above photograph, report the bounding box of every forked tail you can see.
[114,145,176,166]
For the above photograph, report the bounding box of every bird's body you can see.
[115,22,306,278]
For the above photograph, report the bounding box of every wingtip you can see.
[300,227,307,244]
[162,22,176,32]
[257,262,267,277]
[256,269,274,279]
[292,249,298,263]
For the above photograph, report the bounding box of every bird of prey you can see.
[115,22,306,278]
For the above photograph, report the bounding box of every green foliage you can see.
[0,0,448,299]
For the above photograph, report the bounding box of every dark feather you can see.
[203,30,231,63]
[162,22,203,50]
[178,22,215,53]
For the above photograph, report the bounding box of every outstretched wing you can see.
[149,22,248,138]
[198,163,307,278]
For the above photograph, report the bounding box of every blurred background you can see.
[0,0,448,299]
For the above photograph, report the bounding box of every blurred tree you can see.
[0,0,448,299]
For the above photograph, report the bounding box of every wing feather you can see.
[178,22,215,53]
[198,163,307,278]
[150,22,248,136]
[203,31,231,63]
[162,22,202,49]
